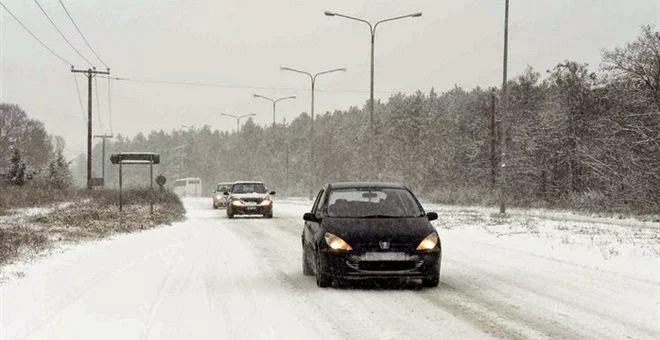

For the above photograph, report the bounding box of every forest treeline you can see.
[5,26,657,214]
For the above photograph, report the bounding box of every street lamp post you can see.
[221,113,256,133]
[280,66,346,197]
[222,113,257,179]
[325,11,421,178]
[253,94,296,126]
[324,10,421,134]
[172,145,185,177]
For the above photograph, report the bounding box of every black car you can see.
[301,182,441,288]
[224,181,275,218]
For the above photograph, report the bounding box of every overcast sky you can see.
[1,0,658,158]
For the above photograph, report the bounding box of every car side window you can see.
[311,189,325,215]
[316,190,327,216]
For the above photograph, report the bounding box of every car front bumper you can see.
[318,249,441,280]
[228,204,272,215]
[213,198,228,207]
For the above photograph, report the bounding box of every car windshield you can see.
[231,183,267,194]
[326,187,424,218]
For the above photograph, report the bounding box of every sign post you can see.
[110,152,160,212]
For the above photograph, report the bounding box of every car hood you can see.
[322,216,436,246]
[230,193,269,201]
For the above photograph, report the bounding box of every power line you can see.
[33,0,94,67]
[0,1,72,66]
[112,76,301,91]
[57,0,108,69]
[111,76,401,94]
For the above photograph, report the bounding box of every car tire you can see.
[422,276,439,288]
[227,210,234,219]
[302,247,313,276]
[315,250,332,288]
[213,204,218,209]
[264,211,273,219]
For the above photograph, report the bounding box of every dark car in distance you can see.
[225,181,275,218]
[302,182,441,288]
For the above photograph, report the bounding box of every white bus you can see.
[173,177,203,197]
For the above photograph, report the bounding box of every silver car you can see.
[212,182,233,209]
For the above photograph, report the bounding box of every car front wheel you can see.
[315,250,332,288]
[302,247,313,276]
[422,276,439,288]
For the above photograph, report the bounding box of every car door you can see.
[304,188,326,256]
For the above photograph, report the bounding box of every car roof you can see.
[232,181,265,185]
[216,182,233,185]
[327,181,408,190]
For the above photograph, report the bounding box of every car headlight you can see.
[231,200,244,206]
[259,197,272,206]
[324,232,353,252]
[416,232,439,251]
[214,194,222,200]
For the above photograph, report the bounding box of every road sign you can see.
[110,152,160,213]
[110,152,160,164]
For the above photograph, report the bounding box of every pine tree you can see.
[48,149,73,189]
[9,147,26,186]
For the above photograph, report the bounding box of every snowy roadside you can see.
[0,202,76,229]
[422,203,660,284]
[0,192,185,283]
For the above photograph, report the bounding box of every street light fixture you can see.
[252,94,296,126]
[280,66,346,197]
[279,66,346,126]
[221,113,256,133]
[324,10,421,128]
[325,10,421,175]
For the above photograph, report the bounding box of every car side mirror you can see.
[426,212,438,221]
[223,191,229,195]
[269,191,276,195]
[303,212,320,222]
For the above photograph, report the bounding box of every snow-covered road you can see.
[2,198,658,339]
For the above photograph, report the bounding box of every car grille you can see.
[357,261,419,271]
[242,198,263,203]
[354,242,415,253]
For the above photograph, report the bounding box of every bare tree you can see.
[602,25,660,108]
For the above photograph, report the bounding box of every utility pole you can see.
[490,89,497,189]
[93,134,113,187]
[71,67,110,189]
[499,0,510,214]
